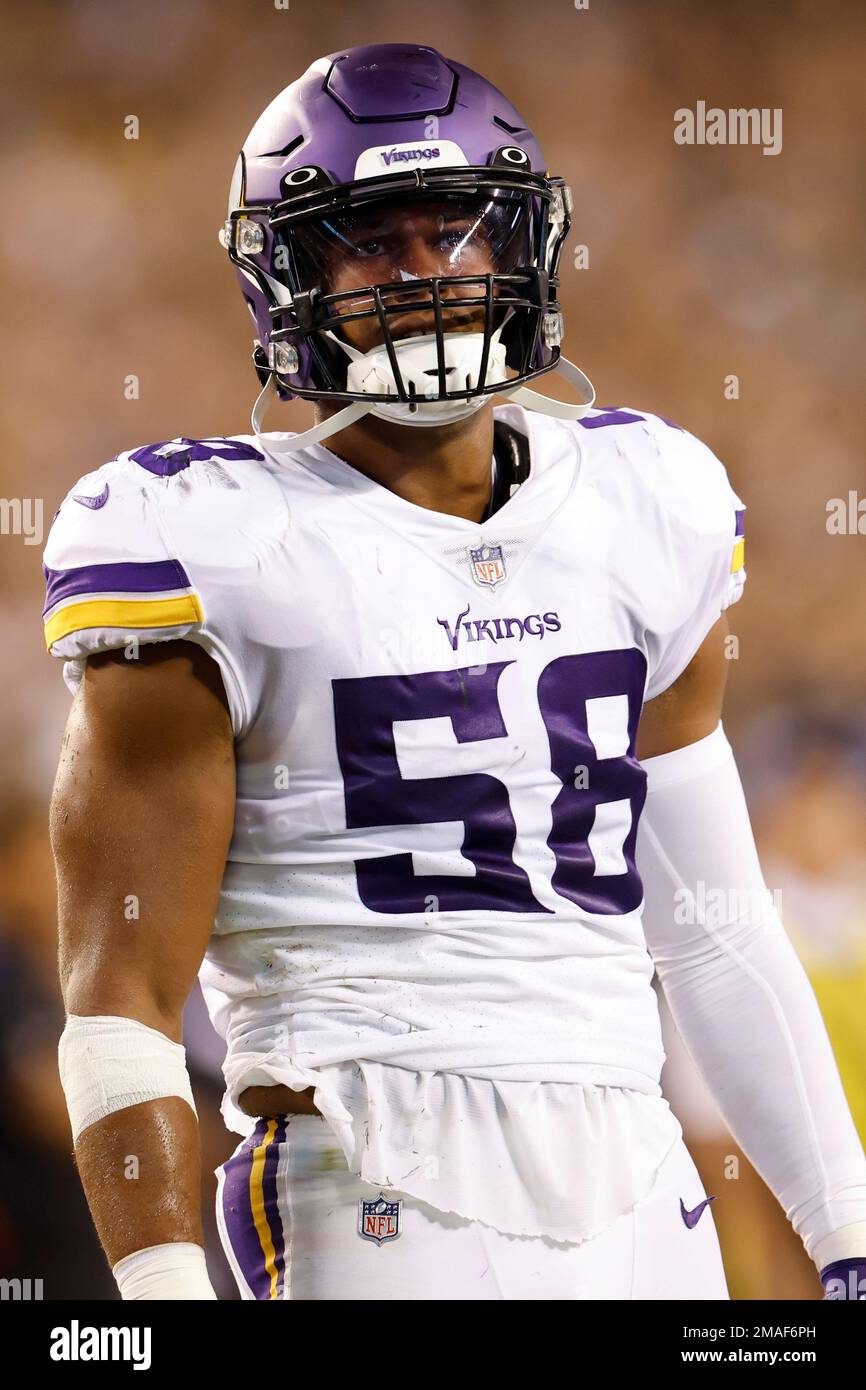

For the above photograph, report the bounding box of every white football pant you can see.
[216,1112,729,1300]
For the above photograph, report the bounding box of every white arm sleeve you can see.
[637,723,866,1266]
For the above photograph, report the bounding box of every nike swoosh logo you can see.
[71,483,110,510]
[680,1195,716,1229]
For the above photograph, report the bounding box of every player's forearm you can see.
[59,1012,218,1298]
[637,724,866,1266]
[654,915,866,1260]
[74,1096,205,1266]
[49,645,236,1296]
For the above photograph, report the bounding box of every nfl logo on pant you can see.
[358,1193,402,1245]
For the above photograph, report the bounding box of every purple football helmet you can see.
[220,44,583,433]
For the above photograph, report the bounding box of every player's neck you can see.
[312,402,496,523]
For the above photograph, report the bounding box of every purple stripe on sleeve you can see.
[735,509,746,537]
[43,558,192,616]
[577,410,645,429]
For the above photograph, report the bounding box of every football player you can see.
[46,43,866,1300]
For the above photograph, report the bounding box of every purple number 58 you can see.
[332,648,647,916]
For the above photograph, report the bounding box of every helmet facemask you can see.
[274,186,540,424]
[227,164,570,427]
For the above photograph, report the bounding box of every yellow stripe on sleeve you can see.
[730,538,745,574]
[44,593,204,651]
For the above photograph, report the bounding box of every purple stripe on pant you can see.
[264,1121,287,1297]
[220,1119,288,1300]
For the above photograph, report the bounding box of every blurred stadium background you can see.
[0,0,864,1299]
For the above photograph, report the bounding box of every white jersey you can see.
[43,402,746,1240]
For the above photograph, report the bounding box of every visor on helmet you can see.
[285,190,532,292]
[268,187,545,396]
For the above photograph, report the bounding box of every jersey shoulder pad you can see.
[569,407,747,701]
[42,435,279,737]
[574,405,746,603]
[42,449,202,659]
[634,411,746,609]
[123,434,265,477]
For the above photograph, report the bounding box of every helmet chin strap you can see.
[252,375,372,452]
[252,351,596,455]
[502,355,596,418]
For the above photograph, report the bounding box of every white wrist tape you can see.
[637,722,866,1266]
[113,1242,217,1300]
[59,1014,197,1143]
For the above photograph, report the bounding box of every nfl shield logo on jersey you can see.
[358,1193,402,1245]
[469,542,506,587]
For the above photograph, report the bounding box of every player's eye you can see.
[436,227,469,250]
[437,220,490,256]
[355,236,388,257]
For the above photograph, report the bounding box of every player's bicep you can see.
[51,640,236,1039]
[636,613,730,761]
